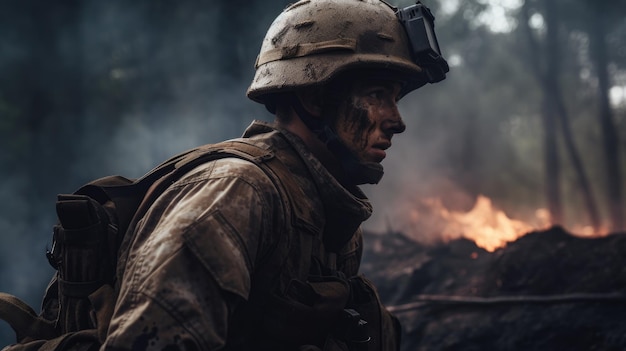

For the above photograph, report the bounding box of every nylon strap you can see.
[255,38,357,68]
[54,224,105,246]
[58,279,104,298]
[0,292,58,342]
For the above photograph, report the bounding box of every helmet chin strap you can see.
[291,95,384,185]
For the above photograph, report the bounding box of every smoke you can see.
[0,172,55,344]
[361,68,546,240]
[0,0,276,345]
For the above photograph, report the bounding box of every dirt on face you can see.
[336,97,375,152]
[324,78,402,163]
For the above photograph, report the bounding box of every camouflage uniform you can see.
[102,121,397,350]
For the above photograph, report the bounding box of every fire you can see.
[410,195,538,252]
[404,194,610,252]
[438,196,535,252]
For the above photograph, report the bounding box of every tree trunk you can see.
[545,0,600,231]
[520,0,601,229]
[520,0,562,225]
[552,93,601,231]
[543,0,566,225]
[588,1,624,232]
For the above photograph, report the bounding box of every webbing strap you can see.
[0,292,57,342]
[54,224,105,246]
[255,38,357,67]
[175,140,275,171]
[58,279,104,298]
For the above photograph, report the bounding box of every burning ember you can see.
[409,195,542,252]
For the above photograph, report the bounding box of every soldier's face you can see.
[332,79,406,164]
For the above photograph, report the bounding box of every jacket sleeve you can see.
[101,158,282,351]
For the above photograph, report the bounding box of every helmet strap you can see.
[290,95,384,185]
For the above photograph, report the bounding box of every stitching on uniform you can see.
[178,162,276,273]
[170,161,217,188]
[138,288,212,350]
[190,208,254,275]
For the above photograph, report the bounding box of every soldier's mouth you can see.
[369,142,391,162]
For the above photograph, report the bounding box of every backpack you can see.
[0,139,289,351]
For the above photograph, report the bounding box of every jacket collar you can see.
[243,120,373,252]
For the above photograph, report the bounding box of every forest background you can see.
[0,0,625,346]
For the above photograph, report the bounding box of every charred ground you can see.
[361,226,626,351]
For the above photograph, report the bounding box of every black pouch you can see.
[258,274,351,348]
[347,276,402,351]
[50,194,117,334]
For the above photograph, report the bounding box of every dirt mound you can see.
[361,226,626,351]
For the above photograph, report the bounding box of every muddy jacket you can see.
[101,121,400,350]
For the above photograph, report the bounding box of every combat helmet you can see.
[247,0,449,104]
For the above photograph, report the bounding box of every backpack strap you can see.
[0,292,57,342]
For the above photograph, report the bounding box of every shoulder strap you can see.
[0,292,57,342]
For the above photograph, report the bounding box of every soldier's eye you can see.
[366,90,384,100]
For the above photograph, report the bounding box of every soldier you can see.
[0,0,447,350]
[0,0,448,350]
[101,0,449,350]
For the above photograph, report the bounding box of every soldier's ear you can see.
[295,88,323,119]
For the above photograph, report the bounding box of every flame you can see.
[404,194,610,252]
[438,196,535,252]
[410,195,539,252]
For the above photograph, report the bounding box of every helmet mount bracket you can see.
[396,1,450,83]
